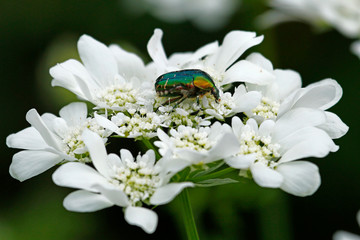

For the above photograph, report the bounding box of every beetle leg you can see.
[171,95,188,109]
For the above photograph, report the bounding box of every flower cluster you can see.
[258,0,360,56]
[7,28,348,233]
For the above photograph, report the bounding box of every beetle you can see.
[155,69,220,108]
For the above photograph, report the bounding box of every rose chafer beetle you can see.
[155,69,220,108]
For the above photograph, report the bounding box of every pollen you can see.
[110,159,161,206]
[252,97,280,119]
[62,118,106,162]
[97,83,138,108]
[238,127,280,168]
[171,126,214,152]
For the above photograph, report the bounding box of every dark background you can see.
[1,0,359,239]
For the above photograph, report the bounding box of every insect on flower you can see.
[155,69,220,108]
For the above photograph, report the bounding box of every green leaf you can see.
[191,161,225,178]
[194,178,238,188]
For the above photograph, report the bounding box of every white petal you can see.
[78,35,118,87]
[206,132,240,163]
[333,231,360,240]
[246,118,259,132]
[156,128,170,142]
[124,206,158,234]
[231,116,244,139]
[94,113,121,135]
[147,29,168,72]
[271,69,302,101]
[277,161,320,197]
[232,90,262,112]
[81,129,111,178]
[52,162,108,192]
[63,190,114,212]
[174,149,207,164]
[279,127,338,163]
[120,149,134,163]
[246,52,273,72]
[59,102,87,126]
[250,162,283,188]
[26,109,63,151]
[51,118,68,139]
[92,183,129,207]
[272,108,326,142]
[107,153,123,168]
[6,127,48,150]
[189,41,218,62]
[293,79,342,110]
[156,157,190,173]
[223,60,274,86]
[50,59,92,99]
[318,111,349,139]
[150,182,194,205]
[10,150,62,181]
[225,154,256,169]
[109,44,145,79]
[258,120,275,137]
[207,31,263,72]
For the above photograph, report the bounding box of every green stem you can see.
[179,189,200,240]
[192,167,236,182]
[141,138,161,160]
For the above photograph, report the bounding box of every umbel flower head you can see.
[225,108,338,196]
[154,121,239,168]
[7,102,109,181]
[242,53,349,139]
[6,28,349,235]
[53,129,194,233]
[50,35,155,112]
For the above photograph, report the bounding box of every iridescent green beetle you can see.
[155,69,220,107]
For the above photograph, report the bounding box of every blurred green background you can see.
[1,0,359,239]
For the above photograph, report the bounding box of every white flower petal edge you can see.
[226,114,336,196]
[155,122,239,167]
[53,129,192,233]
[125,206,158,234]
[82,129,112,178]
[250,162,283,188]
[64,190,114,212]
[150,182,194,205]
[10,151,62,182]
[333,210,360,240]
[52,162,109,192]
[277,161,320,197]
[7,102,107,181]
[333,231,360,240]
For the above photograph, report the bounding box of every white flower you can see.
[225,108,339,196]
[147,28,273,88]
[351,40,360,59]
[244,53,348,139]
[50,35,155,112]
[146,29,271,123]
[52,129,193,234]
[123,0,239,31]
[204,84,262,120]
[321,0,360,38]
[258,0,360,39]
[94,109,165,139]
[334,210,360,240]
[154,122,239,167]
[244,53,301,121]
[6,102,108,181]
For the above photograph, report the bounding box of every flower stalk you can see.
[179,188,200,240]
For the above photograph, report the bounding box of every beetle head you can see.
[212,87,220,102]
